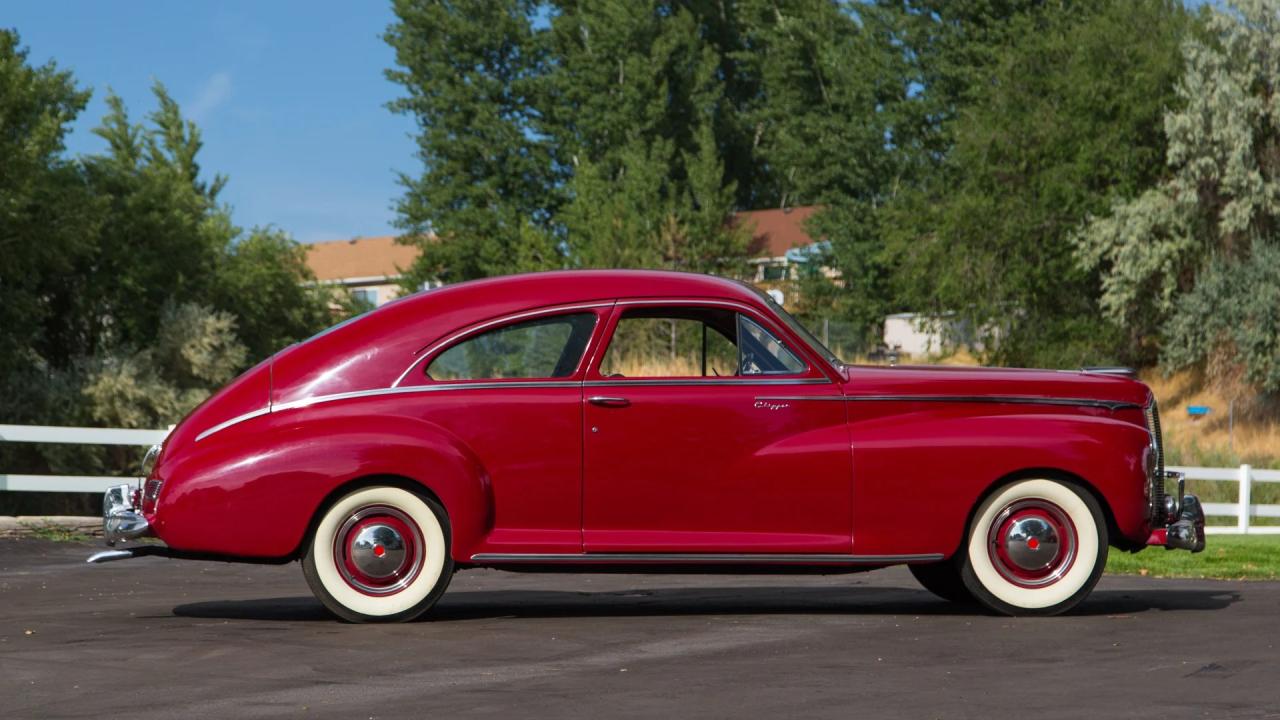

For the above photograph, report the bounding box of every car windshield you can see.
[740,282,843,370]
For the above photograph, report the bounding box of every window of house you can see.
[427,313,597,381]
[598,307,805,378]
[761,263,788,281]
[351,288,378,308]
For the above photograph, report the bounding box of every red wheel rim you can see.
[987,499,1077,588]
[333,505,425,596]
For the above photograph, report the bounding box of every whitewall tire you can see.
[302,485,453,623]
[960,478,1107,616]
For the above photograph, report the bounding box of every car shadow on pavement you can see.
[171,585,1241,622]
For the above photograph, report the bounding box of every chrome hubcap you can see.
[334,505,424,596]
[349,523,408,579]
[1003,516,1061,571]
[988,499,1077,588]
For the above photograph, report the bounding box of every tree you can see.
[549,1,750,272]
[214,228,333,361]
[885,0,1193,366]
[385,0,562,286]
[1163,241,1280,393]
[0,29,96,379]
[1076,0,1280,384]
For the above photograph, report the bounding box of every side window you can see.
[427,313,596,381]
[598,307,805,378]
[738,315,805,375]
[599,308,737,378]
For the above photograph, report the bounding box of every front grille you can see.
[1145,400,1165,521]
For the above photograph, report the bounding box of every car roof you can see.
[393,269,765,311]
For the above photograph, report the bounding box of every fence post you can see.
[1238,464,1252,534]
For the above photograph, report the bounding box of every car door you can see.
[582,300,851,554]
[397,305,610,555]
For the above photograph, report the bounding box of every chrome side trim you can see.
[196,381,583,441]
[274,381,583,413]
[585,378,828,388]
[391,301,614,388]
[615,298,756,310]
[469,552,944,564]
[758,394,1140,411]
[195,407,270,442]
[754,395,846,402]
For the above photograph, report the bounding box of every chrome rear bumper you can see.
[103,483,151,546]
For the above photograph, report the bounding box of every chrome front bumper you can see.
[103,483,152,546]
[1146,471,1206,553]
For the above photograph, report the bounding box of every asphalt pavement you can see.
[1,538,1277,719]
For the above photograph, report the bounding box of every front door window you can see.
[596,307,806,379]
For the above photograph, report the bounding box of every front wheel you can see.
[960,478,1108,616]
[303,485,453,623]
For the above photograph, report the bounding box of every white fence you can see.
[1,425,1277,534]
[1173,464,1280,535]
[0,424,168,493]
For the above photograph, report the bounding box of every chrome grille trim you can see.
[1146,400,1165,522]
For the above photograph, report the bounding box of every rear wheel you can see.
[909,561,972,604]
[959,478,1107,616]
[302,485,453,623]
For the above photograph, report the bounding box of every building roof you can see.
[305,206,820,283]
[736,205,819,258]
[305,235,421,282]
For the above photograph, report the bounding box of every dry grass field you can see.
[1140,368,1280,470]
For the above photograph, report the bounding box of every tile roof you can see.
[737,205,819,258]
[305,235,421,282]
[305,206,820,282]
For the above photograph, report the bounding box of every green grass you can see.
[1107,535,1280,580]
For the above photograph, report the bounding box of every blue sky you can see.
[7,2,415,243]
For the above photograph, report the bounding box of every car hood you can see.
[841,365,1150,409]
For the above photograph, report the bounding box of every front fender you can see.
[850,408,1150,557]
[151,411,493,560]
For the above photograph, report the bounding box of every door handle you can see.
[588,396,631,408]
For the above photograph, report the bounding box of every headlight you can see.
[140,444,161,479]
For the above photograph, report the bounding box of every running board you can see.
[470,552,943,565]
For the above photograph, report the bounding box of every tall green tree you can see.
[1,46,331,433]
[730,1,915,337]
[548,1,749,272]
[0,29,96,378]
[385,0,561,286]
[1077,0,1280,389]
[884,0,1193,366]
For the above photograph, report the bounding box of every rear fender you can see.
[151,413,492,560]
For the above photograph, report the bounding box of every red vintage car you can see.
[90,270,1205,621]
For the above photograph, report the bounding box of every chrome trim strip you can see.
[754,395,846,402]
[585,378,828,388]
[196,381,583,441]
[757,394,1140,411]
[194,407,270,442]
[615,298,755,310]
[275,381,582,413]
[391,301,614,388]
[844,395,1142,411]
[469,552,944,564]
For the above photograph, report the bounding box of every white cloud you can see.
[189,72,233,121]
